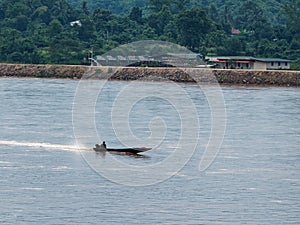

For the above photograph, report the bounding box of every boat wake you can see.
[0,140,90,152]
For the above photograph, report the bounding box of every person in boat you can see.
[94,141,107,151]
[101,141,106,149]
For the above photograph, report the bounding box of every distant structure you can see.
[70,20,82,27]
[91,53,205,68]
[207,56,291,70]
[231,28,241,35]
[90,53,290,70]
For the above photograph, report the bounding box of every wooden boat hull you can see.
[93,146,151,154]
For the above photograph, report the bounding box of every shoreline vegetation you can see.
[0,63,299,87]
[1,0,300,68]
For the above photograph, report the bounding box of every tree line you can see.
[0,0,299,69]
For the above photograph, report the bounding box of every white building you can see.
[209,56,291,70]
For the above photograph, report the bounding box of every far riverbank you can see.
[0,63,299,87]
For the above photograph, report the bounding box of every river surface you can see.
[0,78,299,224]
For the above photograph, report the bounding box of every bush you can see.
[291,59,300,71]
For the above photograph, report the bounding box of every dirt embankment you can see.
[0,64,86,79]
[0,63,299,86]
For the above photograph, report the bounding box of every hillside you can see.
[0,0,299,68]
[66,0,288,24]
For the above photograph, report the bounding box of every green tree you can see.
[148,5,173,36]
[23,0,42,11]
[82,1,89,15]
[31,6,51,24]
[141,27,157,39]
[220,36,246,56]
[7,52,24,63]
[129,7,143,24]
[235,1,272,40]
[92,9,113,31]
[0,28,23,61]
[48,19,63,36]
[149,0,171,13]
[51,0,74,24]
[171,0,190,13]
[78,17,95,41]
[14,15,29,31]
[283,0,300,39]
[4,1,31,18]
[176,8,212,51]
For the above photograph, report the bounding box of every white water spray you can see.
[0,140,90,152]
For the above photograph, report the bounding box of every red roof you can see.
[213,60,226,63]
[231,28,241,35]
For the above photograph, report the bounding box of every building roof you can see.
[208,56,291,63]
[255,58,291,62]
[166,53,202,59]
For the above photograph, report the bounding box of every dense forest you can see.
[0,0,299,69]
